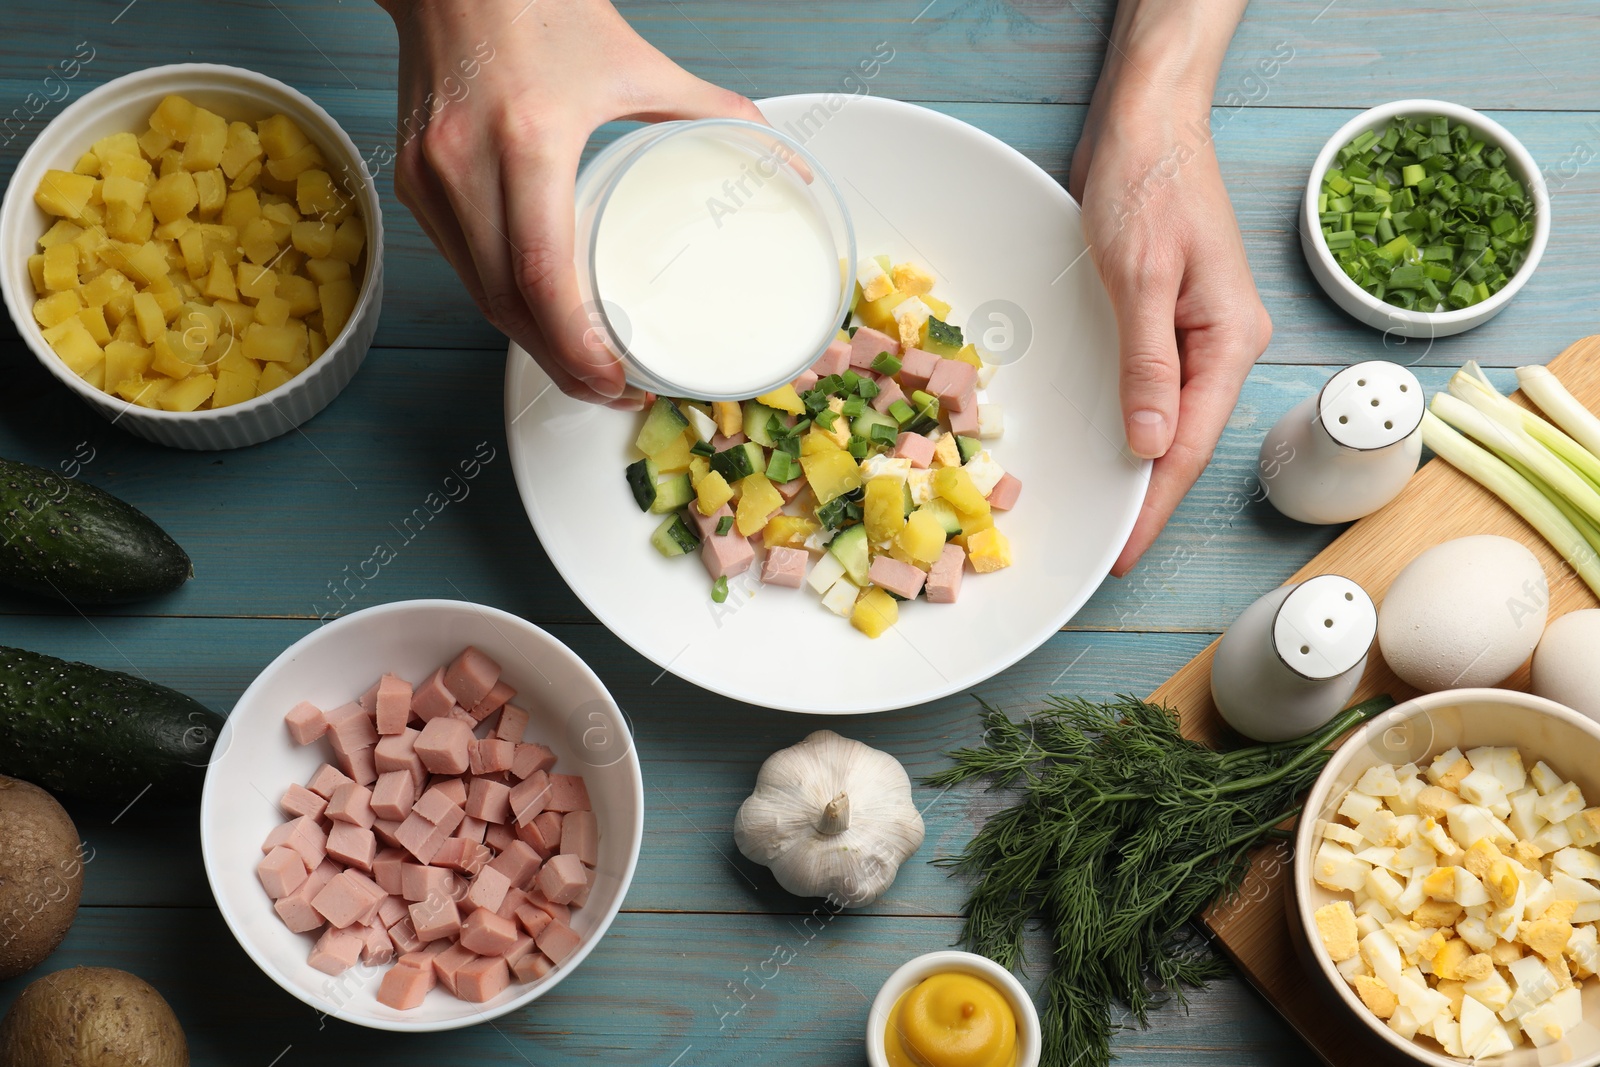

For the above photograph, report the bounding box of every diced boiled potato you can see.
[33,289,83,329]
[42,317,104,375]
[202,253,238,301]
[763,515,818,549]
[318,278,357,339]
[895,510,946,567]
[755,384,805,415]
[76,306,111,346]
[933,466,989,516]
[252,293,291,329]
[148,170,199,224]
[193,168,227,216]
[800,448,861,505]
[149,95,196,142]
[92,131,140,163]
[158,372,216,412]
[695,470,733,516]
[212,369,257,408]
[295,169,341,216]
[967,527,1013,573]
[734,473,784,537]
[304,257,351,285]
[236,261,278,301]
[180,107,227,171]
[35,170,97,219]
[220,188,260,231]
[239,217,281,265]
[276,274,320,317]
[255,361,294,397]
[102,340,153,391]
[290,219,336,258]
[266,143,325,183]
[241,322,307,364]
[850,587,898,639]
[331,215,365,264]
[219,122,264,179]
[863,477,906,545]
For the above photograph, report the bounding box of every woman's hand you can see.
[377,0,763,407]
[1069,0,1272,576]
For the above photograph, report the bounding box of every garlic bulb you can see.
[733,729,925,908]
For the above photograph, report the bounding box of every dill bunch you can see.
[926,693,1393,1067]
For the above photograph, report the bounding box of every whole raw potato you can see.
[1377,535,1548,692]
[0,775,83,979]
[0,966,188,1066]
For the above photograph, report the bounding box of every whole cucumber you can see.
[0,645,223,802]
[0,456,192,604]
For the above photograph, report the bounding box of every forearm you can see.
[1098,0,1249,117]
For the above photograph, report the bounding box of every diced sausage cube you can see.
[307,763,354,799]
[469,680,516,723]
[434,838,491,876]
[761,546,808,589]
[455,956,512,1003]
[460,908,519,957]
[898,347,939,393]
[411,667,456,722]
[372,848,409,896]
[497,886,531,921]
[326,822,376,872]
[376,961,433,1010]
[324,702,378,751]
[429,776,468,807]
[373,728,422,774]
[466,865,512,913]
[493,704,530,744]
[359,921,395,966]
[512,952,556,982]
[525,892,570,926]
[702,527,755,579]
[710,431,747,452]
[469,738,516,776]
[545,774,591,813]
[305,859,342,898]
[359,681,380,714]
[535,920,583,965]
[870,374,905,414]
[409,893,461,942]
[263,816,327,871]
[811,338,850,377]
[987,471,1022,510]
[776,476,807,502]
[509,771,550,826]
[375,673,413,735]
[946,400,980,436]
[893,431,937,469]
[258,847,308,899]
[413,785,463,827]
[792,368,819,393]
[465,778,513,824]
[503,932,536,966]
[372,819,403,849]
[925,542,967,604]
[560,811,600,867]
[489,840,543,889]
[431,942,478,996]
[849,327,899,369]
[336,746,377,787]
[511,743,557,780]
[377,893,410,928]
[485,822,517,853]
[312,871,375,929]
[454,815,487,843]
[396,813,441,864]
[273,880,325,933]
[519,811,564,857]
[686,501,732,541]
[284,701,326,745]
[444,646,501,709]
[326,781,376,829]
[370,770,416,822]
[868,555,926,600]
[388,917,424,955]
[536,853,589,905]
[927,359,977,410]
[415,717,473,776]
[308,926,364,976]
[280,783,327,821]
[515,903,552,940]
[400,863,453,904]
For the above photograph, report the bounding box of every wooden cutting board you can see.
[1151,335,1600,1064]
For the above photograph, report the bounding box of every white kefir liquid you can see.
[593,134,839,398]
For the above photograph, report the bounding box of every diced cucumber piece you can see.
[650,513,701,557]
[636,397,690,456]
[710,442,766,482]
[919,498,963,537]
[828,524,871,586]
[742,400,784,447]
[648,473,693,514]
[851,406,898,445]
[625,458,659,511]
[956,435,983,464]
[924,317,964,358]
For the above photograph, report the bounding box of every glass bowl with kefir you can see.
[573,119,854,400]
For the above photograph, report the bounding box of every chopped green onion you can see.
[857,378,880,401]
[815,408,839,430]
[868,422,900,446]
[711,576,729,603]
[840,370,862,393]
[887,398,916,425]
[847,435,870,460]
[841,396,866,418]
[715,515,734,536]
[871,351,902,376]
[766,450,797,484]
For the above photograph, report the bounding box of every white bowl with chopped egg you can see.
[1293,688,1600,1065]
[0,63,382,450]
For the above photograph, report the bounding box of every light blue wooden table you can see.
[0,2,1596,1063]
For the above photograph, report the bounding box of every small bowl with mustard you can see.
[867,949,1041,1067]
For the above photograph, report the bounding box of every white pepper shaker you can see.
[1211,574,1377,743]
[1259,360,1425,525]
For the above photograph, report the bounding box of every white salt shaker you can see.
[1259,360,1425,525]
[1211,574,1377,742]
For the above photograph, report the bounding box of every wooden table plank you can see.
[0,0,1592,108]
[0,907,1303,1066]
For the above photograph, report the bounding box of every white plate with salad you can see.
[505,94,1147,715]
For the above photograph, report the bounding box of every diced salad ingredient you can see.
[626,257,1020,638]
[29,96,366,411]
[260,646,597,1009]
[1319,115,1533,311]
[1313,748,1600,1056]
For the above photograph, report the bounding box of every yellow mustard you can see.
[883,971,1018,1067]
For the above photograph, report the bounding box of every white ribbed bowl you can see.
[0,63,383,450]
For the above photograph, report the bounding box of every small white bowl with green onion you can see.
[1302,99,1550,338]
